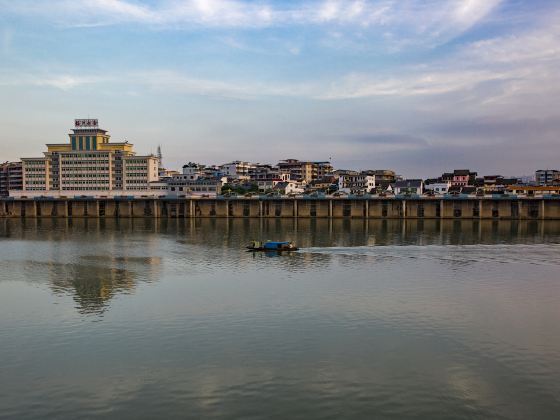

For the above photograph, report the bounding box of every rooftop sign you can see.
[75,119,98,128]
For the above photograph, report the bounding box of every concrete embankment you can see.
[1,197,559,219]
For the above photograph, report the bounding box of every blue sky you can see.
[1,0,559,177]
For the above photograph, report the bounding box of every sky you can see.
[0,0,559,177]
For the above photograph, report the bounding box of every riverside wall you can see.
[1,197,560,220]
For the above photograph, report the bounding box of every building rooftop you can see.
[395,179,423,188]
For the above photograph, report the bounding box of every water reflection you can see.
[12,256,162,315]
[49,261,137,315]
[1,217,560,246]
[2,218,560,280]
[1,218,560,419]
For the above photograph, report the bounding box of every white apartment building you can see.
[338,173,376,194]
[220,161,255,180]
[424,182,452,195]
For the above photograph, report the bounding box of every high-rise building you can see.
[18,119,159,196]
[0,161,23,197]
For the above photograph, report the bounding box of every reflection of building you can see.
[49,261,136,314]
[15,119,159,197]
[0,161,23,197]
[48,255,161,315]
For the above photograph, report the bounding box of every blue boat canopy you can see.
[264,241,291,249]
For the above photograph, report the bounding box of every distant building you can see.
[483,175,501,185]
[181,162,205,181]
[481,176,520,191]
[166,177,223,197]
[256,179,282,192]
[249,164,289,182]
[441,172,453,182]
[0,161,23,197]
[362,169,396,184]
[441,169,477,187]
[507,185,560,196]
[316,161,334,179]
[337,172,376,194]
[424,181,451,195]
[278,159,333,182]
[394,179,424,195]
[452,170,474,187]
[165,164,224,197]
[272,181,305,195]
[220,161,254,180]
[159,168,180,179]
[535,169,559,186]
[308,176,338,193]
[357,169,397,192]
[14,119,159,197]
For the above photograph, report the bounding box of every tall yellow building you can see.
[21,119,159,194]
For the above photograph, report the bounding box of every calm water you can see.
[1,218,560,420]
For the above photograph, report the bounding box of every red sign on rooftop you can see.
[75,119,98,128]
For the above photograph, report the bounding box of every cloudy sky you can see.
[1,0,559,177]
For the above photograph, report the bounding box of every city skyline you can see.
[1,0,559,177]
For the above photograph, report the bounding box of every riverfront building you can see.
[0,161,23,197]
[278,159,333,182]
[165,163,224,197]
[535,170,560,186]
[16,119,158,197]
[337,171,376,195]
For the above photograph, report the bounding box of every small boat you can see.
[246,240,299,252]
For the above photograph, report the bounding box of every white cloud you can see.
[0,72,110,90]
[0,68,315,99]
[318,15,560,102]
[2,10,557,110]
[318,70,510,99]
[0,0,502,46]
[463,21,560,64]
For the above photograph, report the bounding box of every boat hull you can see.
[246,240,298,252]
[246,246,299,252]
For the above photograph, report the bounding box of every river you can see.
[1,218,559,419]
